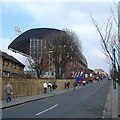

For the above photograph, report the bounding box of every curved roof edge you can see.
[8,27,88,67]
[8,28,63,56]
[8,28,63,49]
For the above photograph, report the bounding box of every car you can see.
[95,76,99,81]
[108,77,112,80]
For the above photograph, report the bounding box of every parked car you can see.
[95,76,99,81]
[108,76,112,80]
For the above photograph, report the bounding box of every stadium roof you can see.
[8,28,62,56]
[8,28,88,67]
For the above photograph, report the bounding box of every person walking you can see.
[47,82,52,93]
[43,82,47,94]
[5,81,13,102]
[73,81,77,90]
[67,81,70,90]
[64,82,67,89]
[52,82,57,95]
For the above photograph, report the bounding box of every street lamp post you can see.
[113,48,116,89]
[49,50,53,80]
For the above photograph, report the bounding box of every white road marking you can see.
[35,104,58,116]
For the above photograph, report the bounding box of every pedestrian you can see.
[5,81,13,102]
[67,81,70,90]
[52,82,57,95]
[73,81,77,90]
[64,82,67,89]
[86,79,89,84]
[47,82,52,93]
[43,82,47,94]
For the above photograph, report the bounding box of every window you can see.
[2,71,10,77]
[13,64,16,69]
[51,72,54,76]
[90,73,93,77]
[6,60,9,66]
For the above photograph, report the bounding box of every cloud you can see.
[2,0,118,3]
[67,10,87,24]
[2,2,64,25]
[2,2,112,27]
[2,2,112,72]
[69,24,98,39]
[0,37,26,65]
[90,48,105,59]
[0,38,12,51]
[84,48,109,72]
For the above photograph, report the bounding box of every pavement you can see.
[0,79,119,119]
[102,80,119,119]
[118,84,120,117]
[0,85,82,109]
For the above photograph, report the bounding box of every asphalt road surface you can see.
[2,78,111,118]
[118,85,120,118]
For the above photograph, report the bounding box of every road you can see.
[118,85,120,118]
[2,78,111,118]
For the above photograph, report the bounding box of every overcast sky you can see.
[0,0,119,72]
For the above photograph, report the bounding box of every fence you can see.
[1,78,75,100]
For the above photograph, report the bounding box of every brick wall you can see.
[1,78,75,100]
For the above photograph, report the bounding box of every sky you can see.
[0,0,119,72]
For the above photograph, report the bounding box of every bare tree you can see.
[90,3,120,80]
[26,55,48,78]
[26,29,84,79]
[43,29,83,79]
[26,39,48,78]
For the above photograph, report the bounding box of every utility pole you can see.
[118,1,120,83]
[118,1,120,65]
[49,50,53,80]
[113,48,116,89]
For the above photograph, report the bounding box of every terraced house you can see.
[0,51,25,77]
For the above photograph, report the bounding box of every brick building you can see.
[8,28,88,79]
